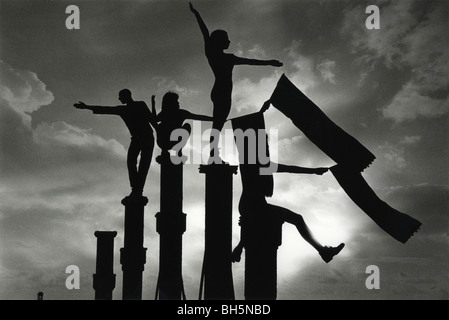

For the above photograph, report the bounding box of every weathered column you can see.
[93,231,117,300]
[155,152,186,300]
[199,163,238,300]
[120,196,148,300]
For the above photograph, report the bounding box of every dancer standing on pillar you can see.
[189,2,283,164]
[232,101,345,264]
[74,89,158,197]
[155,91,213,161]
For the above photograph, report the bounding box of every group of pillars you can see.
[92,154,282,300]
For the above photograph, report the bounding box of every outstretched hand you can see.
[74,101,87,109]
[260,100,271,113]
[151,95,157,114]
[314,167,329,175]
[151,95,156,108]
[189,2,196,13]
[270,60,283,67]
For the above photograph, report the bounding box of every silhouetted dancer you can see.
[232,164,345,265]
[155,91,213,161]
[231,102,343,300]
[152,91,213,300]
[74,89,157,197]
[189,2,283,164]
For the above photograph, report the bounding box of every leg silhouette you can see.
[136,138,154,194]
[127,138,140,195]
[269,204,345,263]
[127,137,154,196]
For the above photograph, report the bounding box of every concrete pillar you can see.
[155,153,186,300]
[120,196,148,300]
[199,164,238,300]
[93,231,117,300]
[243,214,283,300]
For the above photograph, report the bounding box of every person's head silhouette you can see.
[162,91,180,112]
[118,89,133,104]
[210,29,230,51]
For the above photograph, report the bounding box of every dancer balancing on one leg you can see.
[189,2,283,164]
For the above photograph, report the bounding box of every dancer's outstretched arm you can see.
[233,56,283,67]
[74,101,123,114]
[184,110,214,122]
[151,95,157,116]
[275,164,329,175]
[189,2,210,42]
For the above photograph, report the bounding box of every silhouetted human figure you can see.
[232,164,345,264]
[74,89,157,197]
[155,91,213,159]
[189,2,283,164]
[232,100,344,264]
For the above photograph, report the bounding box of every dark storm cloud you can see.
[341,0,449,122]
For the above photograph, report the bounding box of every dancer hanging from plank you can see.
[231,101,345,264]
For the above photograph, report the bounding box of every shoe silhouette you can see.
[319,243,345,263]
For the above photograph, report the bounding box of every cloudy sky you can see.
[0,0,447,300]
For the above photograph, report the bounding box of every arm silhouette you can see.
[259,100,271,113]
[233,56,283,67]
[189,2,210,43]
[145,99,158,129]
[151,95,157,116]
[74,101,122,114]
[274,163,329,175]
[183,109,213,122]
